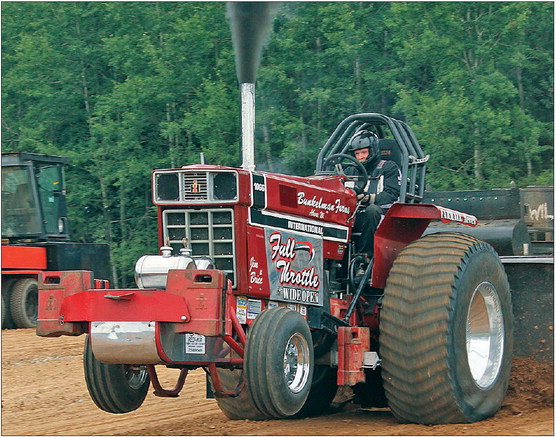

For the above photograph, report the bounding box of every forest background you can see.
[2,2,553,286]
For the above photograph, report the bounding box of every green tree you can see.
[388,2,552,189]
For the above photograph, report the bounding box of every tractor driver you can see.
[347,130,401,259]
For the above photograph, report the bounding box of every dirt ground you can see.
[1,329,553,436]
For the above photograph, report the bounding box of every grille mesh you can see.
[164,209,235,286]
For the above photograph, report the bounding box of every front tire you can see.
[291,365,338,418]
[245,307,314,418]
[380,233,513,424]
[83,335,150,413]
[213,368,268,420]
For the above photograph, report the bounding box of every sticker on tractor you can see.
[185,334,206,354]
[236,296,247,324]
[265,229,324,306]
[438,206,478,226]
[247,299,262,319]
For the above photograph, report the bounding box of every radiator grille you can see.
[182,173,208,201]
[163,209,236,286]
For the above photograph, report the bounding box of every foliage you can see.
[2,2,553,284]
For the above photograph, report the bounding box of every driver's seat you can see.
[378,139,402,169]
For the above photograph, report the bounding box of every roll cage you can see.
[315,113,429,203]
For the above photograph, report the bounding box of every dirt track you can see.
[1,329,553,436]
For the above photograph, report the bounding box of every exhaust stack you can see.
[227,2,279,171]
[241,82,256,171]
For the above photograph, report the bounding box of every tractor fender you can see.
[371,203,477,289]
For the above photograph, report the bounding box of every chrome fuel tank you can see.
[135,246,196,289]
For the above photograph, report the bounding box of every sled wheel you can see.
[213,368,269,420]
[83,334,150,413]
[10,278,38,328]
[291,365,338,418]
[380,233,513,424]
[245,307,314,418]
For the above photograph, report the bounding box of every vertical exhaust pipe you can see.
[227,2,280,171]
[241,82,256,171]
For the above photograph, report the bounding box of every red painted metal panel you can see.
[37,270,93,337]
[324,240,347,260]
[2,270,42,276]
[245,225,270,298]
[2,246,47,270]
[263,173,356,228]
[234,205,251,294]
[337,326,370,386]
[166,269,226,336]
[38,269,232,340]
[60,289,189,323]
[371,203,478,289]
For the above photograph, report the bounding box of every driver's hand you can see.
[357,193,376,205]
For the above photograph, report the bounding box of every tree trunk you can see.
[119,181,127,287]
[354,58,362,110]
[99,173,119,288]
[301,114,307,150]
[263,124,273,171]
[473,143,483,188]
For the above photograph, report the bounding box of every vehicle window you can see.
[36,164,64,235]
[1,166,42,237]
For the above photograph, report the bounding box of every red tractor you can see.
[37,113,513,424]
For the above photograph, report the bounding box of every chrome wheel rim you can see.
[125,365,149,390]
[283,332,311,393]
[466,281,505,389]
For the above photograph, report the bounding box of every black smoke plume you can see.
[227,2,280,83]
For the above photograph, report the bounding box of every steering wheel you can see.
[322,153,368,194]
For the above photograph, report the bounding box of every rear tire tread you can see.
[381,232,511,424]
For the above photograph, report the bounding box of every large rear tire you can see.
[245,307,314,418]
[380,233,513,424]
[10,278,38,328]
[83,335,150,413]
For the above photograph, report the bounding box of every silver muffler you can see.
[90,321,162,364]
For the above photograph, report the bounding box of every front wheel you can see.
[380,233,513,424]
[291,365,338,418]
[213,368,268,420]
[245,307,314,418]
[83,335,150,413]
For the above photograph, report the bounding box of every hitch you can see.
[207,363,246,398]
[147,366,189,398]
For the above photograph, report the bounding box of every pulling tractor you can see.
[37,113,513,424]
